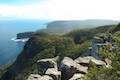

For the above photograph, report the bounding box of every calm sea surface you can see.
[0,20,48,65]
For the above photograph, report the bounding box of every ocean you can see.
[0,19,48,65]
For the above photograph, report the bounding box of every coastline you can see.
[11,37,29,42]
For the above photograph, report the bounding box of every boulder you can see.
[105,58,112,65]
[105,58,112,68]
[60,57,88,80]
[27,74,41,80]
[92,58,106,66]
[69,73,84,80]
[37,57,58,75]
[27,74,53,80]
[75,57,90,66]
[45,68,61,80]
[75,56,106,67]
[40,75,54,80]
[61,57,88,73]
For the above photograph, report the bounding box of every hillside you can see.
[111,23,120,33]
[1,33,90,80]
[65,24,115,44]
[1,23,120,80]
[39,20,119,34]
[85,32,120,80]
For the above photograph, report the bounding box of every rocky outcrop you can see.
[27,74,53,80]
[45,68,61,80]
[75,56,106,67]
[27,74,41,80]
[69,73,84,80]
[60,57,88,80]
[17,32,34,39]
[39,75,54,80]
[37,56,61,80]
[37,57,58,75]
[105,58,112,68]
[27,56,107,80]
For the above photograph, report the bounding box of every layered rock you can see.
[45,68,61,80]
[27,56,107,80]
[39,75,53,80]
[69,73,84,80]
[27,74,54,80]
[37,57,58,75]
[75,56,106,67]
[27,74,41,80]
[60,57,88,80]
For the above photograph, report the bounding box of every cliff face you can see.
[17,32,34,39]
[1,22,119,80]
[2,33,84,80]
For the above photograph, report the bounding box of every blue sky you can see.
[0,0,47,5]
[0,0,120,20]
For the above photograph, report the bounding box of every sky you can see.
[0,0,120,20]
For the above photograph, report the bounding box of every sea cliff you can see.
[17,32,34,39]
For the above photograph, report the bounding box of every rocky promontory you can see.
[27,56,107,80]
[17,32,34,39]
[1,23,120,80]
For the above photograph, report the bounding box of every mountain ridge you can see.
[39,19,119,34]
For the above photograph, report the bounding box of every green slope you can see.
[1,24,118,80]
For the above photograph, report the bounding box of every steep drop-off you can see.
[1,23,119,80]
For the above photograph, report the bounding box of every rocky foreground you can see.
[27,55,109,80]
[2,23,119,80]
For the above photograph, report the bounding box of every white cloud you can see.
[0,0,120,20]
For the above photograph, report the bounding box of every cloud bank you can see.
[0,0,120,20]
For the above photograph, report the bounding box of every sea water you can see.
[0,19,48,65]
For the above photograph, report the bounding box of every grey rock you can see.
[60,57,88,80]
[27,74,41,80]
[75,56,106,66]
[45,68,61,80]
[40,75,54,80]
[69,73,84,80]
[27,74,53,80]
[37,57,58,75]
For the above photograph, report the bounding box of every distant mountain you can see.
[39,20,119,34]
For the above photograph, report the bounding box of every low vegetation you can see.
[1,23,120,80]
[85,31,120,80]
